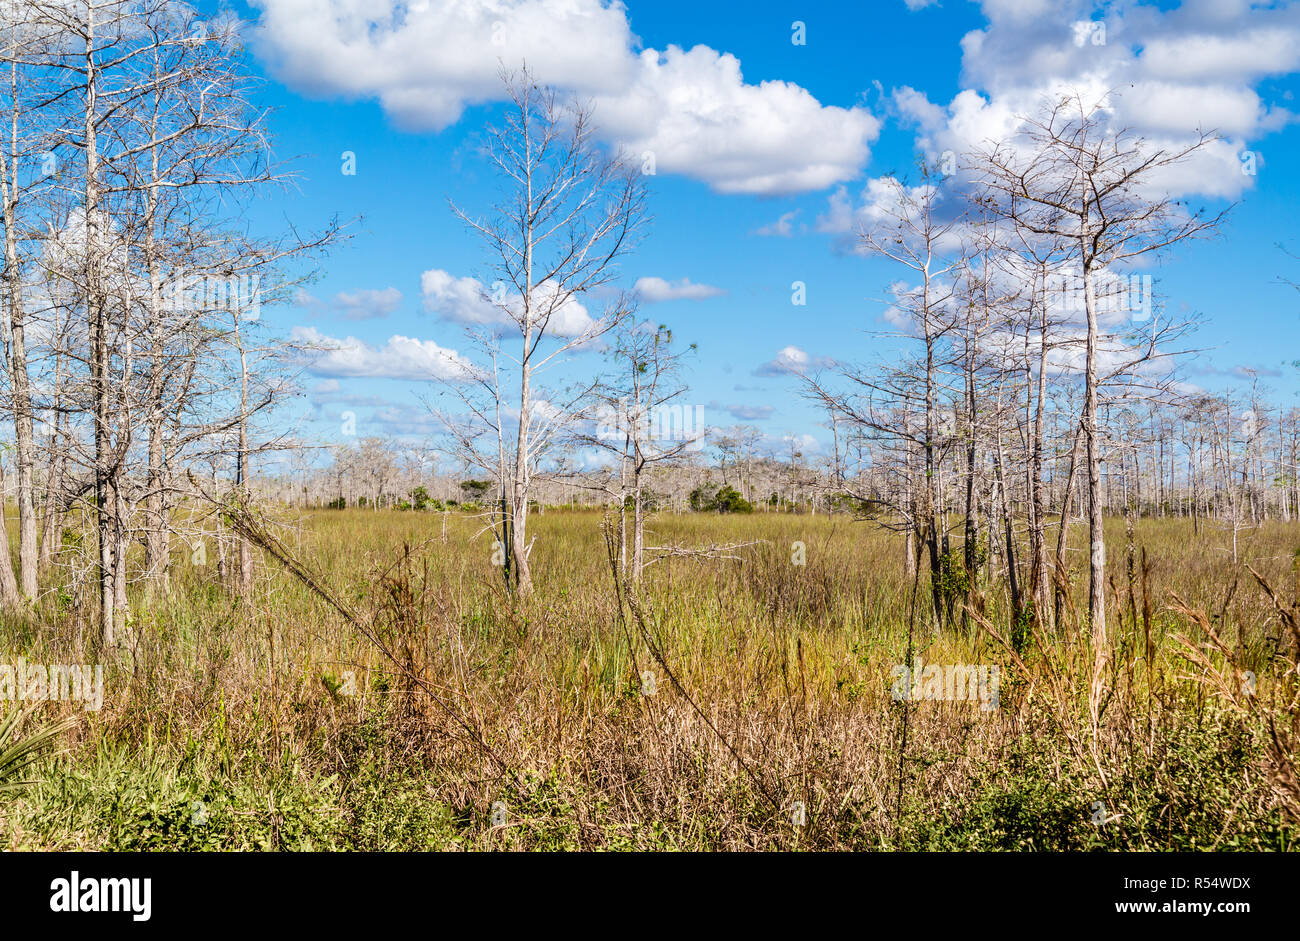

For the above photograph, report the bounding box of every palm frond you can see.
[0,708,75,795]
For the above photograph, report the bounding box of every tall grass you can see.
[0,506,1296,850]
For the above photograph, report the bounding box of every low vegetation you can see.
[1,507,1296,851]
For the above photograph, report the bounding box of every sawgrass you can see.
[0,506,1296,850]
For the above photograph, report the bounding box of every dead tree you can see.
[448,66,647,596]
[975,90,1222,647]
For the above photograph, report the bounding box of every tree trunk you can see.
[83,15,120,646]
[1082,259,1106,647]
[0,460,21,606]
[1,135,36,602]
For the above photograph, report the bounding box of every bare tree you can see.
[579,319,701,580]
[805,166,967,628]
[975,91,1223,647]
[447,67,647,595]
[6,0,338,639]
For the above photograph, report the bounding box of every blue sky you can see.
[217,0,1300,463]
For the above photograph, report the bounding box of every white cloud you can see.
[755,209,803,238]
[755,345,834,377]
[419,269,499,325]
[591,45,880,195]
[633,276,725,302]
[334,286,403,320]
[420,268,597,336]
[1138,26,1300,84]
[250,0,635,130]
[309,378,393,407]
[1112,82,1263,138]
[886,0,1300,203]
[816,176,971,258]
[781,432,823,455]
[369,402,446,438]
[724,403,774,420]
[292,325,470,380]
[250,1,879,195]
[817,176,940,234]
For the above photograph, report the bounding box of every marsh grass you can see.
[0,506,1296,850]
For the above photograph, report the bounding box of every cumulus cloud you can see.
[291,325,470,380]
[250,1,879,195]
[1139,26,1300,84]
[755,346,835,377]
[250,0,635,129]
[633,276,725,302]
[419,269,499,325]
[884,0,1300,203]
[591,45,880,195]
